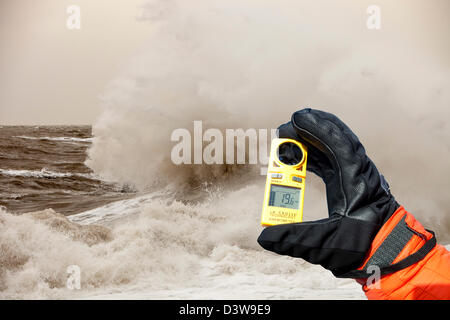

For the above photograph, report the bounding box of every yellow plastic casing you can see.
[261,138,308,227]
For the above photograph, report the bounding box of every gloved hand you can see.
[257,108,399,276]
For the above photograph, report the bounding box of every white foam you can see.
[0,168,97,180]
[2,184,448,300]
[68,191,169,225]
[1,185,360,300]
[15,136,93,143]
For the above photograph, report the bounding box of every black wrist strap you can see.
[336,215,436,279]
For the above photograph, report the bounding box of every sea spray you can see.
[87,0,450,238]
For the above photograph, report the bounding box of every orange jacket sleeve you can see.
[356,206,450,300]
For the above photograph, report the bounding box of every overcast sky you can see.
[0,0,152,125]
[0,0,448,125]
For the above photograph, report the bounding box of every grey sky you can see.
[0,0,448,125]
[0,0,152,125]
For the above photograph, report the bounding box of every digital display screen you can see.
[268,185,301,210]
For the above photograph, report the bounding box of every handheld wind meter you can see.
[261,138,307,226]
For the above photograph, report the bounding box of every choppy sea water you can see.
[0,126,136,215]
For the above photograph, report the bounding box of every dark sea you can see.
[0,126,136,215]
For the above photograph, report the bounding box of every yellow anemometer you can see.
[261,138,308,226]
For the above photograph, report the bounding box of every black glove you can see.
[257,108,399,277]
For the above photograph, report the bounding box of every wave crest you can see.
[15,136,93,143]
[0,168,97,180]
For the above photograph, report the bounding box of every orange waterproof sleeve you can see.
[356,206,450,300]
